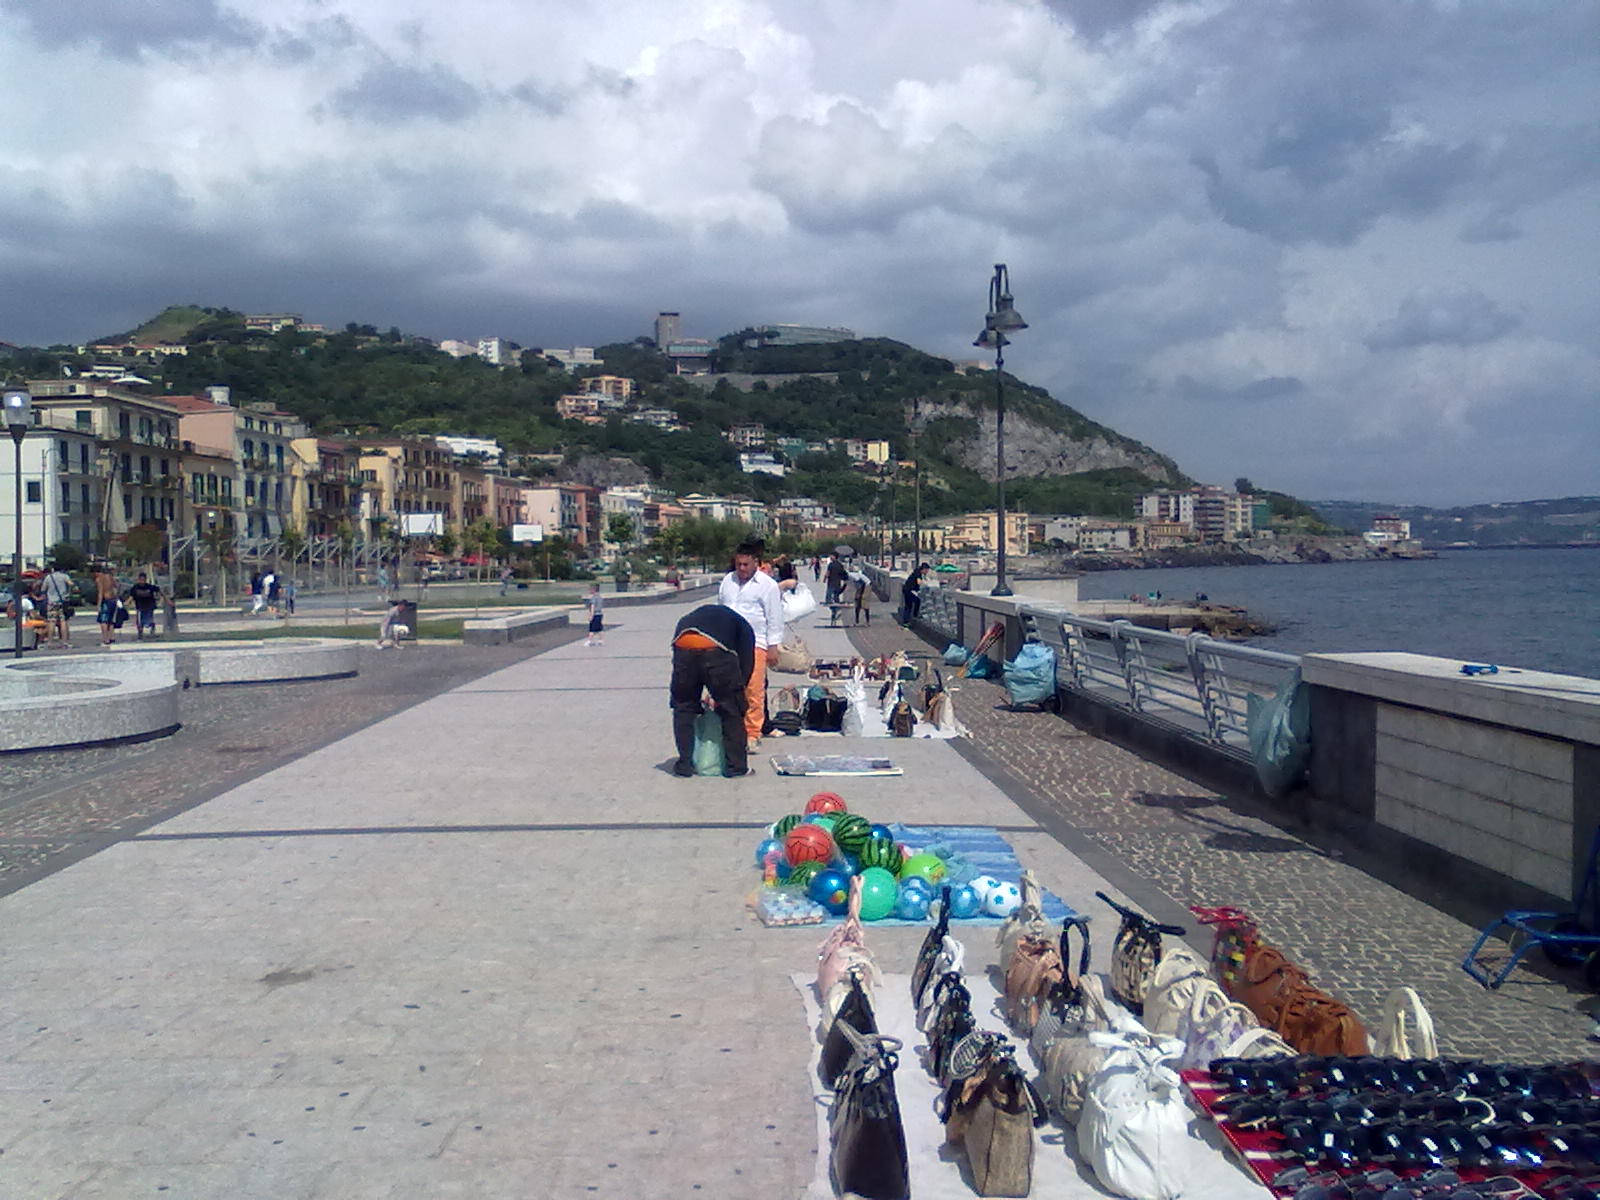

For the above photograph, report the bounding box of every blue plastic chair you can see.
[1463,827,1600,989]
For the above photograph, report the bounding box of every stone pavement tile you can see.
[67,1161,334,1200]
[0,1163,104,1200]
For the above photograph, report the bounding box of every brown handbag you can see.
[941,1034,1046,1197]
[1003,931,1063,1034]
[1273,985,1370,1056]
[1236,942,1311,1026]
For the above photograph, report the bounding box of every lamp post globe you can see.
[973,266,1025,598]
[5,386,35,658]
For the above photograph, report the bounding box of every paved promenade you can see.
[0,598,1140,1200]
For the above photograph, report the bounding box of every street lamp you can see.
[974,264,1027,597]
[5,385,35,657]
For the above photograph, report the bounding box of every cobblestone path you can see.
[0,627,581,898]
[846,616,1598,1063]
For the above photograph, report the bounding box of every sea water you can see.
[1074,546,1600,678]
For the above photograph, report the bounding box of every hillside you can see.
[1310,497,1600,547]
[35,309,1207,521]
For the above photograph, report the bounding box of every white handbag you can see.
[1040,975,1145,1126]
[781,582,817,624]
[915,935,966,1031]
[1174,979,1258,1072]
[1219,1026,1296,1060]
[1140,943,1211,1037]
[1369,986,1438,1059]
[1078,1031,1193,1200]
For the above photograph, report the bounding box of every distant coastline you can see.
[1033,536,1429,574]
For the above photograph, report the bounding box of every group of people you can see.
[4,563,169,648]
[247,570,295,616]
[669,539,793,779]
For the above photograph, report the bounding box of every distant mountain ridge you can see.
[1310,496,1600,547]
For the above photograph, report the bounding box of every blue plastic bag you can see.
[1003,642,1056,707]
[965,654,996,679]
[943,642,968,666]
[693,711,726,777]
[1247,668,1310,798]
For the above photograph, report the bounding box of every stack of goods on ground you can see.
[795,819,1569,1198]
[750,793,1030,929]
[767,650,967,740]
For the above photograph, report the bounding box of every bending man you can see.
[669,603,755,778]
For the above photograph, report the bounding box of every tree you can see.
[1234,477,1256,496]
[46,542,86,572]
[121,525,164,571]
[278,525,307,576]
[606,513,636,548]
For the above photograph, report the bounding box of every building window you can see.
[57,439,68,468]
[245,478,255,499]
[274,481,283,507]
[221,479,233,503]
[79,443,89,472]
[80,484,89,511]
[159,458,169,476]
[75,410,91,431]
[24,480,41,503]
[243,438,254,458]
[120,454,132,482]
[119,412,131,438]
[275,445,284,471]
[122,494,133,520]
[244,417,254,430]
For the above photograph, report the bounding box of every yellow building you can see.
[945,511,1030,556]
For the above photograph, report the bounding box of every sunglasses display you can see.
[1186,1054,1600,1197]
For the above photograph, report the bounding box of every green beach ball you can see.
[900,852,948,887]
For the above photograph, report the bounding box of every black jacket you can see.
[674,604,756,680]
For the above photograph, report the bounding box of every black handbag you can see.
[925,974,976,1086]
[830,1025,910,1200]
[1028,917,1094,1057]
[820,967,877,1089]
[910,886,954,1007]
[805,693,847,732]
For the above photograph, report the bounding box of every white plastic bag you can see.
[841,679,867,736]
[781,582,817,624]
[1140,944,1210,1038]
[1078,1032,1193,1200]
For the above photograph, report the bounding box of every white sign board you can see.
[512,523,544,544]
[401,513,444,536]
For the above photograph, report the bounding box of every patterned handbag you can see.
[1028,917,1093,1059]
[995,870,1048,976]
[1003,924,1064,1035]
[1190,905,1259,997]
[914,936,966,1032]
[911,887,954,1007]
[1097,891,1187,1014]
[925,974,977,1086]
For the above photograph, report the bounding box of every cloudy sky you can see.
[2,0,1595,505]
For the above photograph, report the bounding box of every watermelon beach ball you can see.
[855,836,902,877]
[900,852,947,887]
[808,868,852,915]
[770,814,805,839]
[805,792,848,816]
[787,861,824,890]
[785,824,834,867]
[831,813,873,857]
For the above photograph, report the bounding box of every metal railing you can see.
[894,575,1299,754]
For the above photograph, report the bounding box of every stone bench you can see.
[460,609,571,646]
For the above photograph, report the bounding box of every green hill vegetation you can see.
[18,309,1331,527]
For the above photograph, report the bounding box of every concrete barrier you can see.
[461,609,570,646]
[0,638,359,753]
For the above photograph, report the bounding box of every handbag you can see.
[820,966,878,1088]
[925,974,977,1085]
[1140,943,1212,1038]
[829,1025,910,1200]
[1077,1031,1191,1200]
[1235,942,1312,1027]
[995,870,1047,976]
[940,1033,1047,1197]
[781,583,818,624]
[888,699,916,737]
[1029,917,1093,1060]
[1173,979,1258,1071]
[818,877,880,999]
[1003,923,1064,1035]
[1217,1025,1296,1062]
[773,636,811,674]
[914,936,966,1031]
[804,687,847,732]
[1369,986,1438,1059]
[1097,891,1186,1014]
[1190,905,1258,997]
[910,887,954,1007]
[1040,974,1143,1125]
[1272,984,1370,1056]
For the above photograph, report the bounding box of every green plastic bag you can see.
[1247,668,1311,798]
[693,710,726,777]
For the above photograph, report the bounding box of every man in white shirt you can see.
[718,539,784,752]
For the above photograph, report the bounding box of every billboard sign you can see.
[511,523,544,543]
[401,513,444,536]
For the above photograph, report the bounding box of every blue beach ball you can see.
[948,883,982,919]
[755,837,785,869]
[869,823,894,842]
[808,868,852,915]
[895,887,933,921]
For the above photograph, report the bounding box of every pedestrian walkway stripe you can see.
[129,821,1047,841]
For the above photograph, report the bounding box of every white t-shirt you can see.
[718,569,784,650]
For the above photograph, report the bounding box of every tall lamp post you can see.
[5,386,35,658]
[974,264,1027,597]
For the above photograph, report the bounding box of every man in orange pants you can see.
[717,539,784,753]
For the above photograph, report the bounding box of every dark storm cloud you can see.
[329,62,483,124]
[1,0,261,57]
[1366,290,1520,351]
[1458,211,1523,245]
[1043,0,1165,41]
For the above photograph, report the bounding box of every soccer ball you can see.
[967,875,1001,905]
[983,881,1023,918]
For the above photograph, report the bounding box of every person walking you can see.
[40,561,74,648]
[810,555,821,582]
[125,572,162,640]
[718,539,783,754]
[668,603,755,778]
[284,578,297,615]
[824,552,848,605]
[498,566,513,596]
[264,570,280,616]
[249,571,265,614]
[93,564,119,645]
[900,561,929,625]
[583,582,605,646]
[852,571,873,625]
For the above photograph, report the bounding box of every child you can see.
[583,583,604,646]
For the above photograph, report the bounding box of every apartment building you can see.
[944,511,1030,556]
[520,483,601,550]
[555,394,602,421]
[579,375,635,405]
[0,420,102,567]
[359,437,457,537]
[165,392,305,541]
[290,437,368,539]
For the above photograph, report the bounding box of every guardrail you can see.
[899,576,1298,755]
